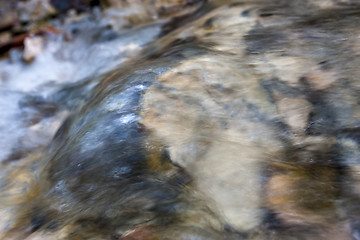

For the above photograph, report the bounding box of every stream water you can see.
[1,0,360,239]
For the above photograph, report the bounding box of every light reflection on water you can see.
[0,16,163,163]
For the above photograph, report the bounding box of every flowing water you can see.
[1,0,360,239]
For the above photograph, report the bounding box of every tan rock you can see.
[277,97,312,134]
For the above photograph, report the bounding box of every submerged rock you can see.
[1,0,360,239]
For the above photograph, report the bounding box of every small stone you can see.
[23,36,44,62]
[0,32,11,45]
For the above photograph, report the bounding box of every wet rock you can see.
[2,0,360,240]
[0,1,19,27]
[102,0,204,31]
[119,226,159,240]
[17,0,56,22]
[50,0,100,14]
[277,97,312,134]
[102,0,203,17]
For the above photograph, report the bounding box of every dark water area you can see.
[2,0,360,239]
